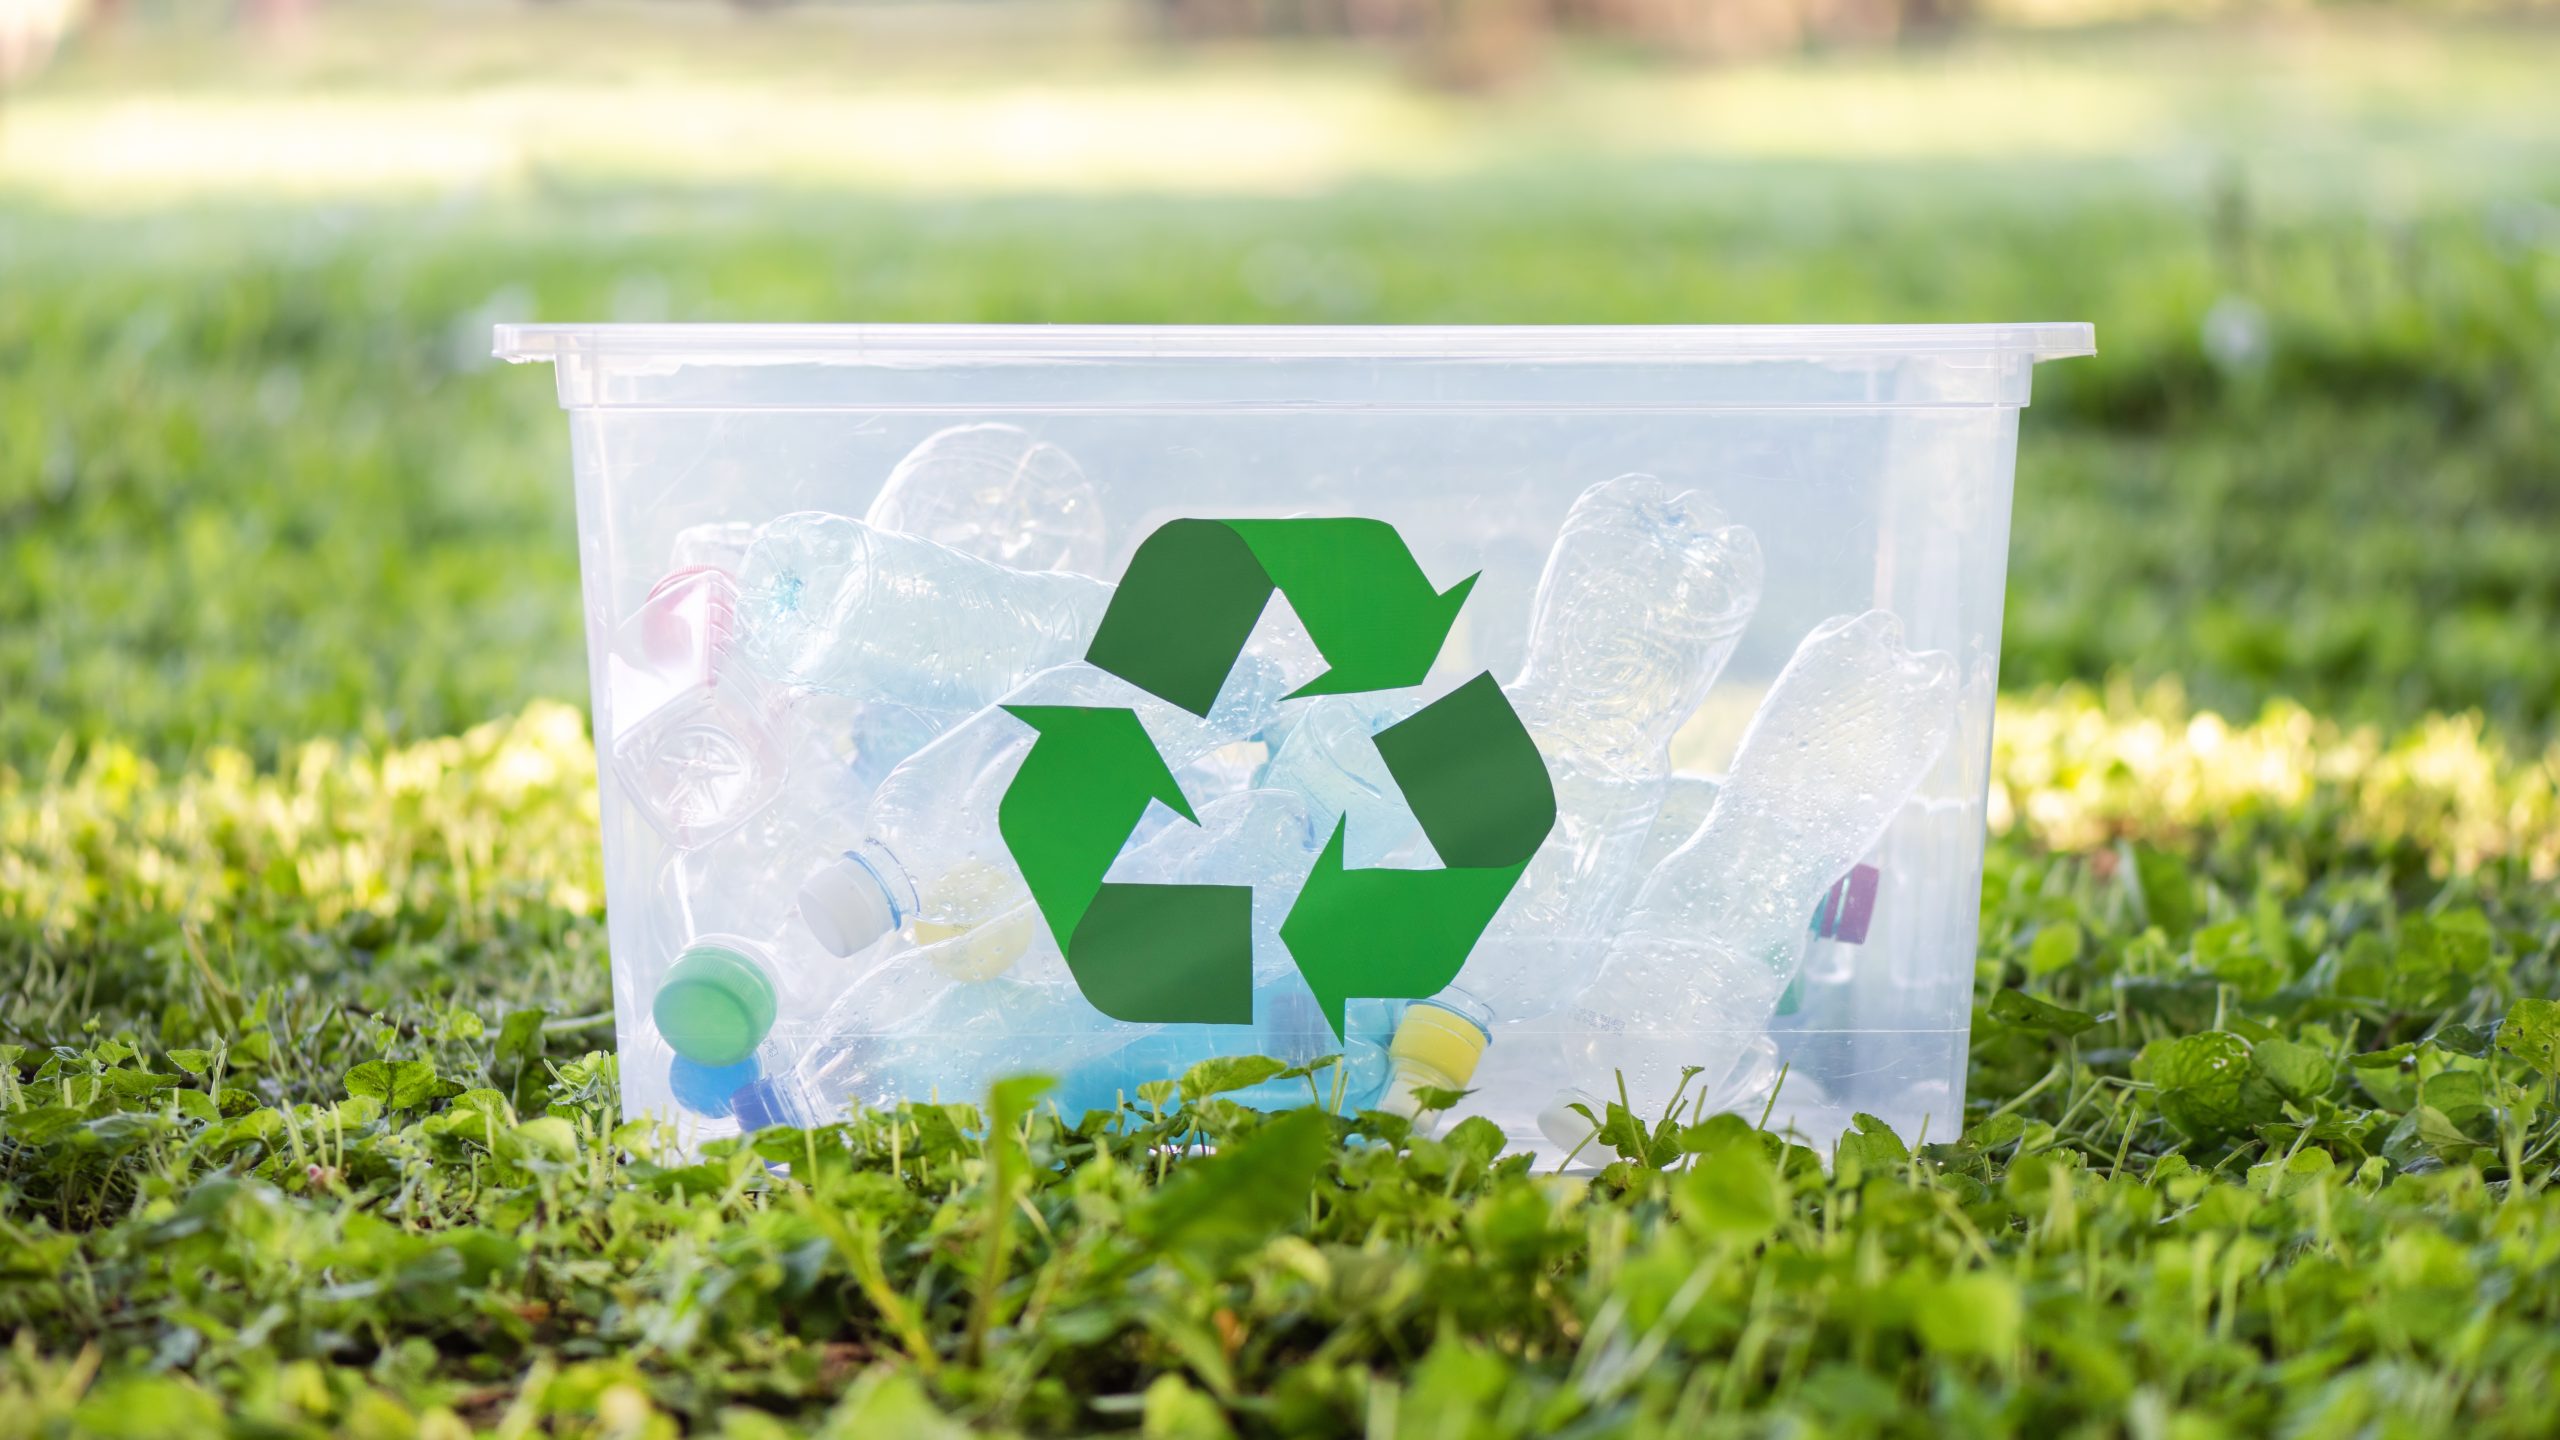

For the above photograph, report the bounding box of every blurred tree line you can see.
[1154,0,1966,82]
[5,0,2556,90]
[1145,0,2559,84]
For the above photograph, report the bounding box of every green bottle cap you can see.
[653,942,777,1067]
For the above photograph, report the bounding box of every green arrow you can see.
[998,705,1197,949]
[1066,882,1255,1025]
[1372,672,1556,869]
[1278,673,1556,1037]
[1085,517,1476,717]
[1012,516,1553,1037]
[1280,820,1532,1038]
[1227,519,1477,700]
[1083,520,1273,719]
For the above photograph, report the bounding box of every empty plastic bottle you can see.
[1558,609,1959,1111]
[1048,983,1401,1119]
[1634,773,1722,880]
[608,565,796,848]
[865,423,1109,576]
[750,788,1356,1127]
[1035,789,1380,1115]
[1262,477,1761,922]
[794,660,1296,962]
[1110,788,1325,976]
[733,512,1114,712]
[1354,478,1755,1023]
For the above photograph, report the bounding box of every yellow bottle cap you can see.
[1389,999,1491,1089]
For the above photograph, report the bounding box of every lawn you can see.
[4,7,2560,1436]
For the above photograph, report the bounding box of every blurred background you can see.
[3,0,2556,769]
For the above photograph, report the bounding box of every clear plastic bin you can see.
[497,323,2092,1160]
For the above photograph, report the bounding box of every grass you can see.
[5,177,2556,764]
[5,6,2560,1435]
[3,694,2558,1435]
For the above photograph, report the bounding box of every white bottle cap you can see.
[1536,1088,1608,1156]
[798,857,898,958]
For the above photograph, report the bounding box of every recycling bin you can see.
[497,323,2093,1159]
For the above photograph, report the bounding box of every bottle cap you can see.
[652,943,778,1067]
[668,1052,762,1120]
[1388,997,1491,1083]
[1379,997,1494,1126]
[799,856,898,957]
[1535,1087,1608,1155]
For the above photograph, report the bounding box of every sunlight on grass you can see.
[0,702,600,940]
[7,692,2552,946]
[1993,684,2560,877]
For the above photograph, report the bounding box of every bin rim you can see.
[493,321,2094,366]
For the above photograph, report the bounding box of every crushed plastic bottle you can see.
[1262,476,1761,925]
[1110,788,1326,978]
[750,788,1362,1127]
[1464,478,1762,1016]
[1032,789,1379,1115]
[608,565,791,848]
[794,660,1297,962]
[1558,609,1959,1111]
[865,423,1109,576]
[1634,773,1722,879]
[734,512,1115,712]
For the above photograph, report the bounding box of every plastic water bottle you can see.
[1038,789,1379,1114]
[643,787,870,1097]
[751,975,1402,1129]
[608,564,799,849]
[1471,478,1763,979]
[733,512,1114,712]
[1048,984,1402,1119]
[1110,788,1324,975]
[1634,773,1722,879]
[1450,477,1764,1021]
[1261,476,1761,912]
[1559,609,1959,1111]
[1254,692,1423,868]
[744,788,1346,1127]
[865,423,1109,576]
[793,661,1295,962]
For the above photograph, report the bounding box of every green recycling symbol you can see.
[996,517,1558,1039]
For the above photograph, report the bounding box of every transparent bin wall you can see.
[555,392,2024,1161]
